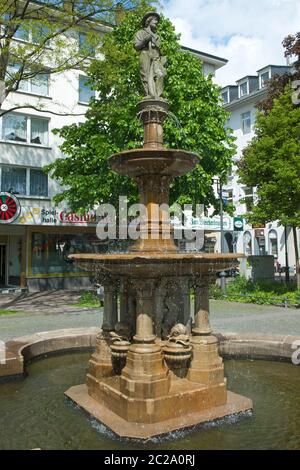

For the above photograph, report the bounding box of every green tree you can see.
[0,0,140,115]
[46,4,235,211]
[238,84,300,286]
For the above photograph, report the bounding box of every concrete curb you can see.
[0,328,299,380]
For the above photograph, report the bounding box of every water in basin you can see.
[0,351,299,450]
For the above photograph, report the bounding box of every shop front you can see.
[1,200,104,291]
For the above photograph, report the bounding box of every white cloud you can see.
[161,0,300,86]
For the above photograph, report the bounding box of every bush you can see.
[209,276,300,306]
[77,291,102,308]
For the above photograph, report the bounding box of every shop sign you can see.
[233,216,244,231]
[15,206,98,226]
[172,216,233,231]
[0,192,21,224]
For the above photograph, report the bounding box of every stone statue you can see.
[134,11,167,99]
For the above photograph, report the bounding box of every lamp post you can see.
[213,178,226,293]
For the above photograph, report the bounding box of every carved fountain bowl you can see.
[69,252,242,278]
[109,148,199,177]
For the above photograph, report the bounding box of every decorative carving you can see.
[163,324,192,377]
[136,175,172,194]
[167,323,190,348]
[110,322,131,344]
[110,322,131,375]
[94,267,119,288]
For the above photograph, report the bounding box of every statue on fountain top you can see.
[134,12,167,99]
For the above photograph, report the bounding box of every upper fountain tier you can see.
[109,99,199,180]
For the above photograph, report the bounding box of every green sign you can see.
[233,216,244,231]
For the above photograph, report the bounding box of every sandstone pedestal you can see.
[65,384,252,440]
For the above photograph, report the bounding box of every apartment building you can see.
[0,19,228,291]
[219,64,299,271]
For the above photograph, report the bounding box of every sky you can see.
[161,0,300,87]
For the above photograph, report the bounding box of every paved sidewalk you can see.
[0,297,299,342]
[0,290,94,314]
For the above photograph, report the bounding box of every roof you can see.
[223,87,267,111]
[256,64,292,73]
[236,75,259,83]
[181,45,228,68]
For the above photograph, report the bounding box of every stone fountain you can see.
[65,11,252,439]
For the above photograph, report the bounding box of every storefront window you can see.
[243,231,252,256]
[31,232,101,275]
[268,230,278,257]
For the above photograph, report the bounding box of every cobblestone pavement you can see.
[0,294,299,342]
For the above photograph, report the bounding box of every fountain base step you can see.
[65,384,253,440]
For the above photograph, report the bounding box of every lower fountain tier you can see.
[70,252,242,277]
[109,148,199,178]
[65,380,253,440]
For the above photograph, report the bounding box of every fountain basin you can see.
[0,352,299,449]
[109,148,199,177]
[70,252,242,277]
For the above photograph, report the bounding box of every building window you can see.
[79,32,95,57]
[79,75,95,103]
[243,231,252,256]
[227,189,233,203]
[30,169,48,197]
[244,187,254,211]
[239,81,248,97]
[260,71,270,88]
[32,25,50,45]
[0,166,48,197]
[6,63,28,91]
[1,166,27,194]
[221,91,229,103]
[1,113,49,146]
[268,230,278,257]
[13,25,30,41]
[6,63,49,96]
[241,111,251,134]
[2,113,27,142]
[31,117,48,145]
[30,73,49,96]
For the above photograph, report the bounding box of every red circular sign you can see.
[0,192,21,224]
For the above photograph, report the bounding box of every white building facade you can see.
[219,64,299,274]
[0,23,227,291]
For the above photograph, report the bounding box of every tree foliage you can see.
[238,84,300,227]
[46,4,235,211]
[0,0,140,114]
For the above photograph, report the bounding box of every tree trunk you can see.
[284,225,290,284]
[292,226,300,289]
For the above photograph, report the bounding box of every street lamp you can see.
[213,177,227,293]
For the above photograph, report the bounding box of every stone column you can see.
[87,277,118,385]
[127,292,136,337]
[188,278,226,388]
[119,280,128,325]
[193,283,212,336]
[120,279,170,408]
[179,277,191,332]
